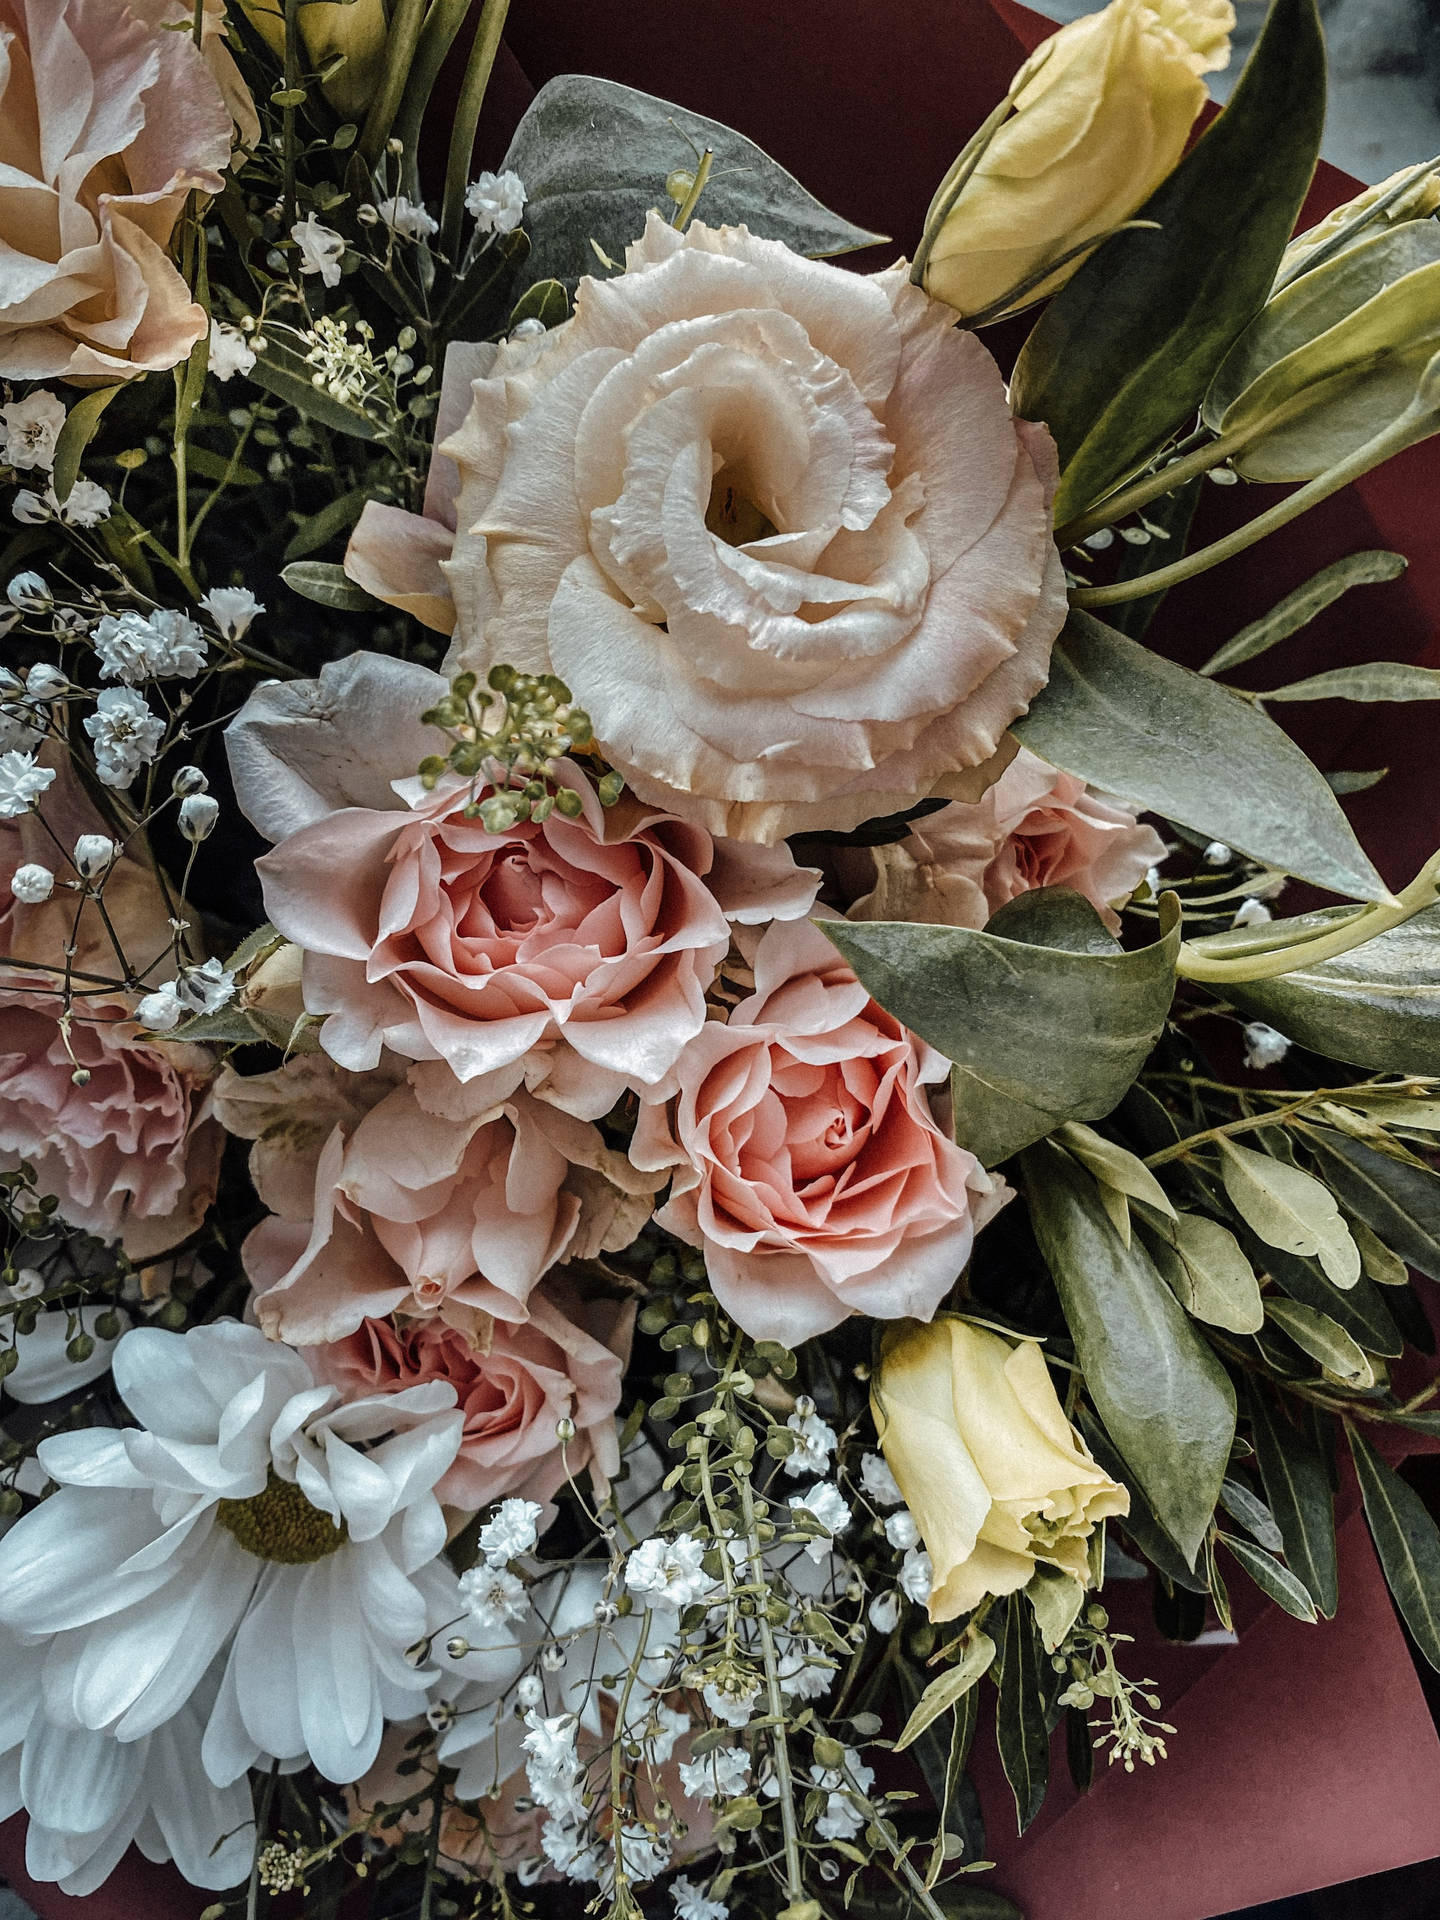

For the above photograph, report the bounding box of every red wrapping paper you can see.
[6,3,1440,1911]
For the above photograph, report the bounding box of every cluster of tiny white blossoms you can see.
[1,389,111,528]
[858,1447,933,1611]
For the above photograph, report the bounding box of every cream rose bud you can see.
[923,0,1233,320]
[871,1318,1129,1622]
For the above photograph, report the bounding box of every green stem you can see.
[672,148,715,231]
[738,1468,806,1907]
[1272,151,1440,296]
[417,1767,446,1920]
[394,0,474,198]
[1055,425,1250,549]
[440,0,512,260]
[281,0,300,232]
[246,1761,281,1920]
[359,0,429,168]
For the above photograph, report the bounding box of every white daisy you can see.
[0,1321,463,1786]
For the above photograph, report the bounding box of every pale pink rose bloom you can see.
[309,1276,633,1511]
[844,746,1167,933]
[343,213,1067,844]
[228,652,819,1116]
[228,1056,658,1345]
[633,917,1008,1346]
[0,0,236,379]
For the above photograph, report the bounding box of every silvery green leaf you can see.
[1199,549,1407,676]
[1247,1385,1338,1617]
[1218,1476,1285,1553]
[1059,1123,1176,1219]
[1218,1532,1319,1622]
[1262,661,1440,704]
[1013,611,1390,904]
[1301,1126,1440,1281]
[1025,1563,1085,1654]
[1265,1298,1374,1383]
[893,1631,996,1753]
[1218,1139,1361,1288]
[1145,1210,1264,1333]
[502,75,885,290]
[281,561,382,612]
[1350,1429,1440,1670]
[1347,1214,1410,1287]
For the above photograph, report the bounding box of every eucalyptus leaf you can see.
[1263,661,1440,704]
[1218,1139,1361,1289]
[1217,1533,1319,1621]
[1012,611,1389,903]
[1264,1298,1374,1383]
[893,1631,996,1752]
[1145,1211,1264,1333]
[51,386,123,505]
[1301,1126,1440,1280]
[1247,1386,1338,1616]
[1259,1242,1404,1357]
[281,561,382,612]
[1025,1142,1236,1566]
[1078,1412,1208,1592]
[1350,1429,1440,1671]
[501,75,885,290]
[997,1593,1049,1832]
[1010,0,1325,522]
[1219,1477,1284,1552]
[1199,550,1408,676]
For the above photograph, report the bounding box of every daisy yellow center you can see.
[216,1469,348,1565]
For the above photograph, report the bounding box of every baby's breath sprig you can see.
[419,664,622,830]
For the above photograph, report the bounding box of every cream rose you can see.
[923,0,1233,320]
[871,1317,1128,1621]
[0,0,238,379]
[346,214,1067,844]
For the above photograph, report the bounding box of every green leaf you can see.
[996,1593,1049,1832]
[501,74,885,289]
[1259,1242,1403,1358]
[1350,1428,1440,1670]
[1301,1126,1440,1280]
[1012,611,1389,904]
[280,561,382,612]
[1217,1139,1361,1288]
[1025,1563,1085,1654]
[823,889,1180,1166]
[1145,1210,1264,1334]
[1326,768,1389,794]
[281,485,375,563]
[1059,1123,1176,1220]
[1247,1387,1338,1616]
[1217,1532,1319,1621]
[1011,0,1326,522]
[1264,1298,1374,1384]
[166,1006,269,1047]
[508,278,569,331]
[1078,1411,1208,1592]
[1199,550,1408,676]
[1219,1476,1284,1552]
[51,386,123,505]
[1221,905,1440,1077]
[893,1631,996,1752]
[1347,1215,1411,1288]
[1262,661,1440,704]
[248,341,384,441]
[1025,1141,1236,1565]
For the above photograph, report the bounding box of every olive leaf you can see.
[1059,1123,1176,1219]
[51,386,123,505]
[1300,1126,1440,1281]
[997,1593,1050,1832]
[1347,1215,1411,1287]
[1247,1387,1339,1616]
[1262,661,1440,704]
[1264,1299,1375,1385]
[1199,549,1408,676]
[1218,1477,1284,1553]
[1025,1142,1236,1567]
[1217,1533,1319,1622]
[893,1630,996,1752]
[1259,1241,1404,1357]
[1012,611,1389,904]
[1218,1139,1361,1288]
[502,75,885,291]
[1350,1429,1440,1671]
[1143,1210,1264,1334]
[281,561,383,612]
[823,889,1180,1166]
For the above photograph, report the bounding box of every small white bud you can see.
[9,1268,44,1299]
[24,664,67,700]
[868,1590,902,1633]
[135,984,183,1032]
[541,1644,566,1672]
[510,316,547,339]
[73,834,116,879]
[5,572,49,612]
[9,863,53,904]
[177,793,220,842]
[172,765,208,796]
[1243,1022,1291,1071]
[1233,897,1272,928]
[1203,841,1232,866]
[516,1673,544,1708]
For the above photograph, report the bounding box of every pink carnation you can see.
[843,746,1166,933]
[633,917,1006,1345]
[309,1278,633,1511]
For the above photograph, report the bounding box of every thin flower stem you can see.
[1143,1094,1330,1168]
[440,0,512,260]
[359,0,429,167]
[417,1768,446,1920]
[738,1467,806,1906]
[1054,426,1250,549]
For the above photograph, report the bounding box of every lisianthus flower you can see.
[0,1321,464,1785]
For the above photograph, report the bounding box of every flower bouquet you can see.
[3,0,1440,1914]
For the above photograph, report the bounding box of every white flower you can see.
[860,1451,904,1507]
[672,1876,728,1920]
[618,1821,671,1881]
[178,793,220,842]
[9,861,52,904]
[292,216,345,286]
[173,763,208,795]
[208,320,256,382]
[884,1508,919,1551]
[175,957,236,1015]
[62,478,111,527]
[625,1533,717,1611]
[540,1816,605,1883]
[783,1408,837,1478]
[898,1546,933,1604]
[199,585,263,640]
[522,1708,584,1819]
[464,168,526,234]
[83,687,165,787]
[868,1590,902,1633]
[72,833,116,879]
[777,1637,834,1703]
[376,195,438,240]
[1,391,65,471]
[93,609,207,684]
[0,750,55,817]
[1233,897,1272,927]
[1203,840,1233,866]
[516,1672,544,1708]
[6,570,48,611]
[702,1672,761,1728]
[788,1483,852,1561]
[679,1746,751,1803]
[1244,1022,1291,1070]
[479,1495,543,1565]
[811,1748,875,1842]
[459,1563,529,1633]
[136,983,185,1031]
[24,663,67,700]
[0,1321,463,1785]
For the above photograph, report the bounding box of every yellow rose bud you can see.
[238,0,390,123]
[871,1318,1129,1622]
[922,0,1234,320]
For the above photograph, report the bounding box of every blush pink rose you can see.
[0,0,239,379]
[309,1276,633,1511]
[632,916,1007,1345]
[232,653,818,1116]
[844,746,1167,933]
[230,1057,658,1346]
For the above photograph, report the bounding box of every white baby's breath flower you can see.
[291,216,345,286]
[702,1672,761,1728]
[61,479,110,526]
[810,1748,875,1842]
[84,686,164,786]
[9,862,52,904]
[464,168,526,234]
[175,958,235,1015]
[678,1746,751,1803]
[639,1698,690,1764]
[1,392,65,471]
[208,320,256,382]
[458,1562,528,1633]
[860,1451,904,1507]
[624,1533,716,1611]
[478,1496,543,1566]
[788,1483,851,1561]
[135,983,185,1032]
[1243,1022,1291,1070]
[23,664,66,701]
[672,1875,727,1920]
[618,1821,671,1881]
[93,609,206,684]
[884,1508,919,1551]
[72,833,116,879]
[376,195,438,240]
[898,1546,933,1604]
[868,1590,902,1632]
[199,586,263,640]
[0,751,54,818]
[783,1408,837,1478]
[178,793,220,842]
[6,571,48,612]
[1233,897,1272,928]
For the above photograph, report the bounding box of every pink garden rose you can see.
[309,1277,633,1511]
[843,746,1166,933]
[0,0,241,379]
[345,214,1067,843]
[224,1055,658,1346]
[229,652,818,1117]
[632,916,1006,1345]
